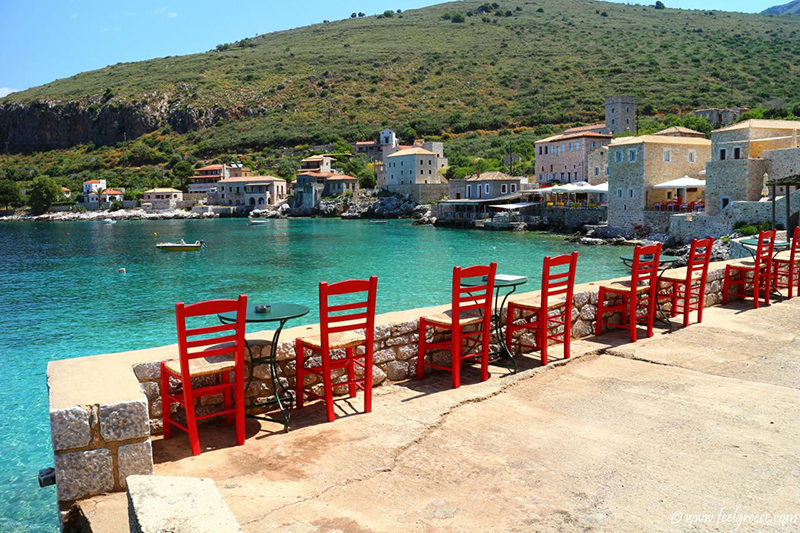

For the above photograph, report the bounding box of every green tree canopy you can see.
[28,175,61,215]
[0,180,23,209]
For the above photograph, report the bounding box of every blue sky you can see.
[0,0,784,96]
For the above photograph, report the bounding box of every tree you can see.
[276,159,300,178]
[0,180,22,209]
[28,176,61,215]
[351,12,357,18]
[655,1,666,9]
[382,10,394,18]
[451,13,465,23]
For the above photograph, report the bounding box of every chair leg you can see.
[595,288,605,336]
[480,320,490,383]
[416,320,427,380]
[451,328,461,389]
[183,386,201,456]
[764,267,771,307]
[160,362,172,440]
[234,365,245,445]
[539,309,548,366]
[346,347,356,398]
[722,266,730,305]
[753,270,760,309]
[364,343,373,414]
[319,349,335,422]
[563,306,571,360]
[221,371,233,426]
[683,282,691,328]
[647,290,656,338]
[294,341,305,409]
[505,304,515,352]
[629,294,638,343]
[670,281,679,318]
[698,282,705,324]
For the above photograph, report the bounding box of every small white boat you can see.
[100,218,116,225]
[156,239,205,252]
[369,220,388,225]
[249,219,270,226]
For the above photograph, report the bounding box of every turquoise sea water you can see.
[0,218,630,530]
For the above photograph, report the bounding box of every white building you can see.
[82,179,107,200]
[215,175,288,209]
[142,188,183,211]
[384,147,446,186]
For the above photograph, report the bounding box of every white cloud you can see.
[0,88,18,98]
[151,7,178,19]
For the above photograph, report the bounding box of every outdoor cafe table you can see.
[461,274,528,373]
[619,253,681,332]
[739,237,792,300]
[218,302,309,432]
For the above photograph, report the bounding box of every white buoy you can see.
[118,268,127,275]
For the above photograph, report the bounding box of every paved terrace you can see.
[73,294,800,532]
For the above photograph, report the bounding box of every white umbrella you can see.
[582,182,608,194]
[653,176,706,189]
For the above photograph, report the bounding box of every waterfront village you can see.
[7,96,800,247]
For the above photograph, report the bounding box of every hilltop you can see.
[1,0,799,153]
[762,0,800,15]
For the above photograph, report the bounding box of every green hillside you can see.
[3,0,800,151]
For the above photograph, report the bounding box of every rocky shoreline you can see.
[0,208,219,223]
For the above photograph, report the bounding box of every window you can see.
[688,150,696,163]
[667,191,673,200]
[664,150,671,162]
[467,185,472,197]
[628,149,637,162]
[594,166,599,177]
[615,151,623,163]
[721,196,730,210]
[501,184,508,194]
[485,184,490,195]
[617,189,623,198]
[510,183,517,192]
[719,149,727,161]
[575,141,580,150]
[733,147,741,159]
[628,189,634,198]
[591,141,596,150]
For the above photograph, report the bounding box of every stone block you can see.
[55,448,114,501]
[149,398,162,418]
[580,304,597,321]
[386,333,418,347]
[396,343,418,361]
[573,291,589,308]
[392,320,418,336]
[274,342,294,361]
[385,360,409,381]
[374,324,391,340]
[252,364,272,380]
[373,347,397,364]
[118,441,154,489]
[99,399,150,442]
[133,361,162,381]
[149,419,163,436]
[127,475,242,533]
[50,406,91,451]
[572,319,594,339]
[139,381,160,401]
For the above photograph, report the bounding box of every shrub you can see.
[0,180,22,209]
[382,10,394,18]
[28,176,61,215]
[441,13,452,20]
[655,1,666,9]
[451,14,465,23]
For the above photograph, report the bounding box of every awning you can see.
[547,181,591,193]
[581,182,608,194]
[653,177,706,189]
[489,202,538,210]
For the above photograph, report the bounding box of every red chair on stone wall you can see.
[659,238,713,327]
[596,243,662,342]
[295,277,378,423]
[161,295,247,456]
[505,252,578,366]
[723,230,776,309]
[417,263,496,389]
[773,226,800,299]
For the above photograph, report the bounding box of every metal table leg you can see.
[487,286,519,373]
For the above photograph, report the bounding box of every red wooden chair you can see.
[659,238,714,327]
[417,263,497,389]
[505,252,578,365]
[773,227,800,299]
[161,295,247,456]
[723,230,776,309]
[295,277,378,422]
[596,243,662,342]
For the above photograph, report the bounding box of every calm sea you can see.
[0,218,630,530]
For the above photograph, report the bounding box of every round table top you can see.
[619,253,681,264]
[739,238,791,250]
[218,302,310,323]
[461,274,528,288]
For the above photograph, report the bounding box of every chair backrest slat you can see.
[791,226,800,262]
[318,277,378,351]
[686,237,714,284]
[175,295,247,375]
[541,252,579,310]
[451,263,497,328]
[755,230,776,269]
[631,243,662,289]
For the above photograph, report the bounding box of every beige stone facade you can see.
[607,135,711,232]
[535,132,612,184]
[587,146,609,185]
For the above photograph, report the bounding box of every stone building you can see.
[653,126,707,139]
[141,188,183,211]
[703,119,800,216]
[464,171,521,200]
[299,155,333,174]
[534,131,613,184]
[587,146,609,185]
[607,134,711,232]
[213,175,287,209]
[693,107,749,128]
[292,172,359,209]
[384,147,446,186]
[605,96,637,135]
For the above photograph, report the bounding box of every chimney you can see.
[477,168,481,179]
[792,129,798,149]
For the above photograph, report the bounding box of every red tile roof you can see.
[355,141,378,146]
[84,180,102,184]
[563,123,607,134]
[102,189,123,195]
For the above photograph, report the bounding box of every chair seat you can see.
[298,330,366,350]
[661,269,703,283]
[600,280,650,293]
[773,251,795,263]
[510,295,567,311]
[728,260,768,270]
[164,354,235,377]
[424,309,484,327]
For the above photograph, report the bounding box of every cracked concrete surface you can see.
[80,299,800,532]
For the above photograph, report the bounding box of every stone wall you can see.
[540,206,606,231]
[387,183,449,204]
[47,262,736,513]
